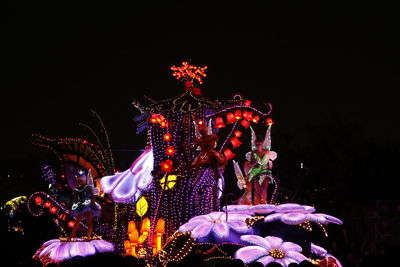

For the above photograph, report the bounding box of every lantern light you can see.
[44,201,51,208]
[234,130,243,138]
[223,148,236,160]
[267,118,274,126]
[163,133,172,141]
[234,110,242,120]
[214,117,225,128]
[230,137,243,148]
[50,206,58,214]
[35,196,42,205]
[244,100,252,107]
[240,119,250,128]
[252,115,260,124]
[242,111,253,120]
[226,113,236,124]
[67,221,75,228]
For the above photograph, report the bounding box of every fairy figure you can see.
[191,120,227,178]
[234,124,277,204]
[69,169,102,240]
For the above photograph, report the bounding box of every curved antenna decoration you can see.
[250,126,257,151]
[90,110,115,173]
[263,124,272,151]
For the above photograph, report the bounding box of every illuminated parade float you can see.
[24,62,343,266]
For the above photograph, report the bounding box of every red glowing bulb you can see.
[160,160,173,172]
[165,146,175,156]
[160,121,169,128]
[150,114,159,124]
[242,111,253,120]
[68,221,75,228]
[163,133,172,141]
[44,201,52,208]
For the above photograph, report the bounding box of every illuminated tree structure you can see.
[101,62,273,246]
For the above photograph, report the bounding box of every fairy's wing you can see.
[233,160,246,190]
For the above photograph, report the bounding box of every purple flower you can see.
[36,239,114,262]
[235,235,308,267]
[178,211,251,239]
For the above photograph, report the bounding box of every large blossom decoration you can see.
[235,235,308,267]
[178,211,251,239]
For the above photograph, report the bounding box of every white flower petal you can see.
[179,220,205,232]
[286,251,308,262]
[191,222,214,238]
[264,213,283,223]
[281,213,308,225]
[280,241,303,252]
[307,213,328,224]
[208,211,225,221]
[265,236,283,248]
[226,220,250,233]
[241,235,272,250]
[235,246,268,264]
[213,222,230,238]
[323,214,343,225]
[258,255,274,266]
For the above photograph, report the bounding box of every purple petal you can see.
[303,205,316,213]
[280,241,302,252]
[227,220,250,233]
[264,213,283,223]
[39,242,60,258]
[281,213,308,225]
[275,259,287,267]
[286,251,307,262]
[241,235,272,250]
[307,214,328,224]
[191,222,214,238]
[90,240,114,253]
[311,243,327,257]
[189,214,214,223]
[235,246,268,264]
[226,213,250,221]
[252,204,277,214]
[265,236,283,248]
[323,214,343,225]
[258,255,274,266]
[179,220,205,232]
[213,222,230,238]
[208,212,224,221]
[42,239,60,246]
[276,203,306,213]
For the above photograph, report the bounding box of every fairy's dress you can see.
[70,185,102,218]
[238,152,272,205]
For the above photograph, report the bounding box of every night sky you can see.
[3,2,399,165]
